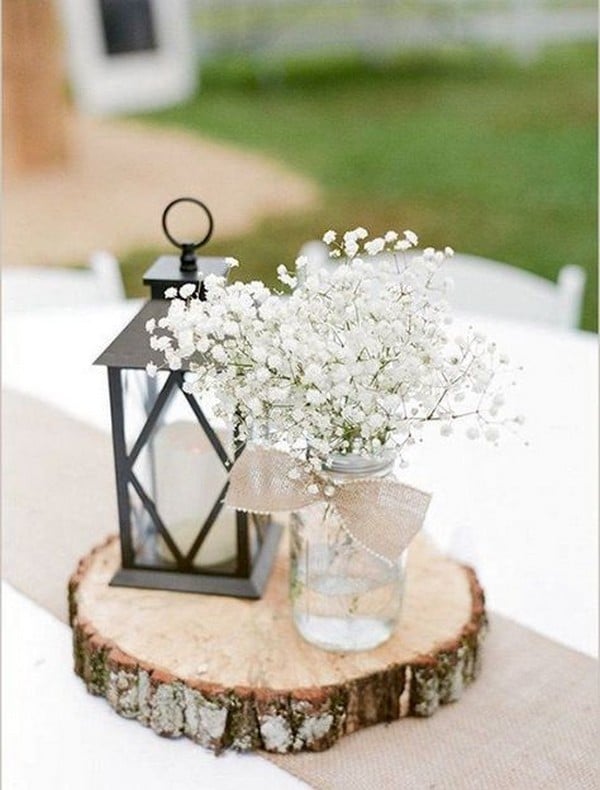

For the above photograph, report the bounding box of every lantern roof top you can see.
[94,300,174,370]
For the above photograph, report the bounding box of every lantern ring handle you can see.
[161,197,214,251]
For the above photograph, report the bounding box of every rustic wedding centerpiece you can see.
[69,216,516,753]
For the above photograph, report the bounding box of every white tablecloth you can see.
[2,301,598,788]
[1,582,306,790]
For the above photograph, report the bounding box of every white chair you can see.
[297,241,586,330]
[1,251,126,314]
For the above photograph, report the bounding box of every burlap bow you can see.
[224,446,431,564]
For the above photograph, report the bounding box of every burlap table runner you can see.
[2,389,598,788]
[2,389,117,621]
[270,615,598,788]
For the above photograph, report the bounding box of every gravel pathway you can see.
[3,115,319,267]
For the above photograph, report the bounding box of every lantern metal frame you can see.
[94,198,283,598]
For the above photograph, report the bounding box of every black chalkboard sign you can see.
[99,0,157,56]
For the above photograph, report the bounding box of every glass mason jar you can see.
[289,453,407,652]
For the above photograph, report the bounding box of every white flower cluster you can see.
[147,227,517,466]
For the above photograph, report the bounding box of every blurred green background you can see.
[123,43,597,330]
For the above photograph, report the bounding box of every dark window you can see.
[99,0,157,56]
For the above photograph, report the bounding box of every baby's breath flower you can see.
[164,287,177,299]
[149,223,515,466]
[166,351,182,370]
[150,335,171,351]
[277,264,297,288]
[365,237,385,256]
[484,426,500,442]
[344,239,359,258]
[179,283,196,299]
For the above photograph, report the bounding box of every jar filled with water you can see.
[289,454,407,652]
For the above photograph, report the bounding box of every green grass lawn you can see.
[125,44,597,330]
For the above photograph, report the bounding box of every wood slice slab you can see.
[69,534,486,753]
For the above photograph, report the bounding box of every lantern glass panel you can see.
[122,368,255,573]
[127,477,152,561]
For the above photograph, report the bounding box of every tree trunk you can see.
[3,0,69,174]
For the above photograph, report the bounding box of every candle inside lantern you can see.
[153,420,237,567]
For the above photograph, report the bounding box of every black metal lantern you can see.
[95,198,282,597]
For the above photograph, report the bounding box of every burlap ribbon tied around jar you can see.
[224,445,431,565]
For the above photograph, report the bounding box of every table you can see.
[2,301,598,788]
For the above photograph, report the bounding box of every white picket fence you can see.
[193,1,597,61]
